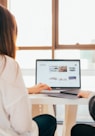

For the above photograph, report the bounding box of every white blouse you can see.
[0,55,38,136]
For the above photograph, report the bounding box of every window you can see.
[7,0,95,123]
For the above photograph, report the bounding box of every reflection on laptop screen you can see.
[36,59,81,89]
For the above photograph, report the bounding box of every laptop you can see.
[35,59,81,99]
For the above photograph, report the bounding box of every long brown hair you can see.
[0,4,17,59]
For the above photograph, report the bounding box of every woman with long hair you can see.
[0,4,57,136]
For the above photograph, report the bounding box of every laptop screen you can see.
[35,59,81,89]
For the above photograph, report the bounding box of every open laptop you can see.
[35,59,81,98]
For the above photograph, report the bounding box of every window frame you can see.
[2,0,95,56]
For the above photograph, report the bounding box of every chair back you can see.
[89,95,95,121]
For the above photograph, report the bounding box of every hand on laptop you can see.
[28,83,52,94]
[77,90,91,98]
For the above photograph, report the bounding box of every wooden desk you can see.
[29,94,89,136]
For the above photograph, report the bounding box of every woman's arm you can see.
[27,83,52,94]
[77,90,94,98]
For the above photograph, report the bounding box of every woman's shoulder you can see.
[5,55,18,65]
[4,55,20,70]
[1,55,21,82]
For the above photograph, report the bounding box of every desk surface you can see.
[29,94,89,105]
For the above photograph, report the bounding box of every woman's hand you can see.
[77,91,91,98]
[28,83,52,94]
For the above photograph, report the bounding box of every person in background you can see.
[0,4,57,136]
[71,90,95,136]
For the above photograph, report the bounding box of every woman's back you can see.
[0,55,38,136]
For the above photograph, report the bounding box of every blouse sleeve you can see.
[2,61,38,136]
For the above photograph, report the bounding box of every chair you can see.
[89,95,95,121]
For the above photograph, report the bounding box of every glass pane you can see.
[8,0,52,46]
[55,50,95,69]
[59,0,95,44]
[16,50,52,69]
[16,50,52,86]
